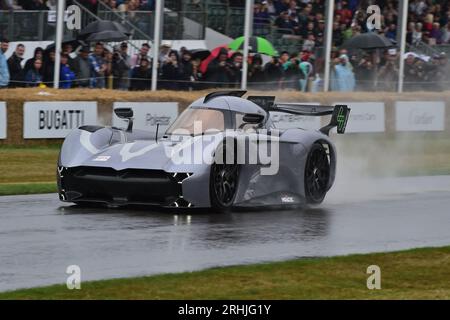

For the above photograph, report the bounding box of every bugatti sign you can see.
[23,101,98,138]
[395,101,445,131]
[112,102,178,135]
[0,102,6,139]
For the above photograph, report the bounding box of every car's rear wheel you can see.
[304,142,330,204]
[210,141,240,212]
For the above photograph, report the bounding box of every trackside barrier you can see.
[0,91,449,145]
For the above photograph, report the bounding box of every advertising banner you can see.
[395,101,445,131]
[23,101,98,138]
[112,102,179,135]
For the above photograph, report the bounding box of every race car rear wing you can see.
[247,96,350,136]
[273,103,351,135]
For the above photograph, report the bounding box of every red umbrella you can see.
[199,45,233,74]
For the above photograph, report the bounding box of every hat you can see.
[120,42,128,47]
[388,48,397,56]
[161,41,172,48]
[80,46,90,53]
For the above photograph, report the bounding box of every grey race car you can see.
[57,91,350,210]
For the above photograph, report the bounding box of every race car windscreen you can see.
[165,108,225,136]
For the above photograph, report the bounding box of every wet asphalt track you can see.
[1,175,450,292]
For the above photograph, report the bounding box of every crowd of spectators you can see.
[1,0,450,91]
[0,39,319,91]
[1,38,449,92]
[252,0,450,48]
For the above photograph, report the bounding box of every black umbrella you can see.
[342,32,395,50]
[45,37,83,52]
[78,20,131,40]
[190,49,211,61]
[85,30,129,42]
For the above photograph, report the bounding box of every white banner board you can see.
[23,101,98,139]
[334,102,385,133]
[271,103,321,130]
[112,102,179,134]
[0,102,6,139]
[395,101,445,131]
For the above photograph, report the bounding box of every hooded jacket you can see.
[0,50,9,87]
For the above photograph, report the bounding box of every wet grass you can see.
[0,146,59,195]
[0,182,56,196]
[1,246,450,299]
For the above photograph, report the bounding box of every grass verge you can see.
[0,146,59,195]
[0,182,56,196]
[1,246,450,299]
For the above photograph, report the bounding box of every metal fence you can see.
[0,10,206,41]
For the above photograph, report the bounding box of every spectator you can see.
[179,50,195,91]
[429,22,443,44]
[89,42,106,88]
[204,48,230,88]
[42,49,55,87]
[264,55,284,89]
[385,23,397,41]
[103,47,114,89]
[0,38,9,89]
[158,42,172,65]
[59,54,76,89]
[377,49,399,91]
[130,57,152,91]
[73,46,91,88]
[248,54,265,89]
[442,21,450,43]
[131,43,150,67]
[161,50,181,90]
[412,22,423,45]
[282,53,301,90]
[331,54,355,92]
[112,44,131,90]
[7,43,25,88]
[302,33,316,52]
[354,53,375,91]
[24,47,44,75]
[25,59,43,87]
[226,52,243,88]
[254,2,270,24]
[275,11,296,34]
[299,59,313,92]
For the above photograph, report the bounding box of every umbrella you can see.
[199,45,233,74]
[78,20,131,40]
[190,49,211,61]
[45,37,82,52]
[342,32,395,49]
[228,36,277,56]
[85,30,128,42]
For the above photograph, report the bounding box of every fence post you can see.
[53,0,66,89]
[151,0,164,91]
[323,0,335,92]
[241,0,254,90]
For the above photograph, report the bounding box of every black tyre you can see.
[209,141,240,212]
[304,142,331,204]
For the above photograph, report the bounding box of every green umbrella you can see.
[229,36,277,56]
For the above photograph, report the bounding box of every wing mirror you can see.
[242,113,265,124]
[114,108,134,132]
